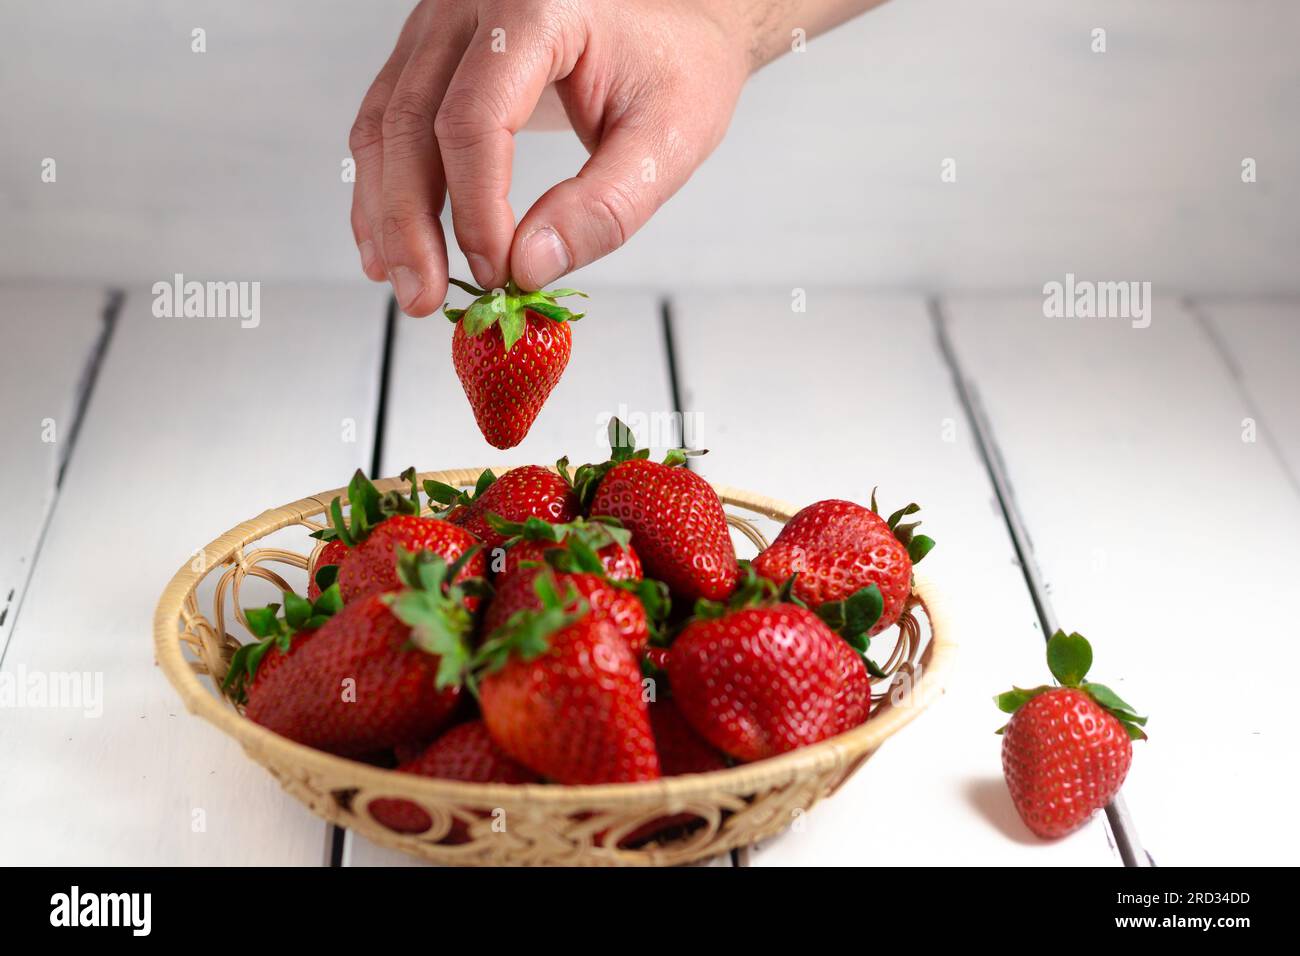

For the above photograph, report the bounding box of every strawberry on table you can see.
[996,630,1147,839]
[244,550,481,757]
[425,463,579,556]
[752,493,935,636]
[443,278,587,449]
[369,720,540,839]
[575,418,738,604]
[474,572,660,784]
[315,468,484,604]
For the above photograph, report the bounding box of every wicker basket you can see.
[154,468,954,866]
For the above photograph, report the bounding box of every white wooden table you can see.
[1,282,1295,867]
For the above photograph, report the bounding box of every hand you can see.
[348,0,752,315]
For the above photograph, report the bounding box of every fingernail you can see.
[389,266,424,314]
[520,227,569,287]
[358,240,379,277]
[467,253,493,286]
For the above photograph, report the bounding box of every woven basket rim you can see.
[153,468,956,809]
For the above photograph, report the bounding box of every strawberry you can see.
[490,515,642,582]
[996,630,1146,839]
[667,573,872,762]
[315,469,484,604]
[483,563,662,659]
[575,419,738,604]
[307,539,349,601]
[425,464,580,556]
[752,493,935,636]
[244,551,480,757]
[223,584,343,705]
[370,720,540,838]
[474,573,660,784]
[443,278,586,449]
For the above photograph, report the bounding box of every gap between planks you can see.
[930,298,1150,868]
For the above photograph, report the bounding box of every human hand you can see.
[348,0,752,315]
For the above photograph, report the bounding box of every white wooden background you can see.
[1,1,1298,866]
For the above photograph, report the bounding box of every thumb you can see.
[509,122,684,290]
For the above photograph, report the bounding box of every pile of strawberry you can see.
[224,420,935,843]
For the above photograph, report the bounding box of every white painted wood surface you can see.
[4,1,1297,295]
[944,297,1300,866]
[1197,300,1300,487]
[0,285,107,657]
[0,282,389,864]
[669,292,1120,865]
[343,289,724,864]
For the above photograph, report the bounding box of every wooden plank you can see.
[670,292,1118,865]
[1196,299,1300,486]
[0,284,109,657]
[0,282,389,864]
[944,296,1300,866]
[344,290,733,865]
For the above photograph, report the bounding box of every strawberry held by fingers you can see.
[244,550,482,757]
[752,492,935,636]
[424,463,579,555]
[575,418,738,604]
[997,631,1147,839]
[474,572,660,784]
[443,278,586,449]
[314,468,485,604]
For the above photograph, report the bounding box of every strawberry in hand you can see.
[443,278,586,449]
[996,630,1147,839]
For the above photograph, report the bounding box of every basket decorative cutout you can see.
[154,468,954,866]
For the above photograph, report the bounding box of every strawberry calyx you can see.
[443,277,586,353]
[469,570,587,694]
[383,547,488,690]
[224,582,343,703]
[814,584,890,678]
[869,487,936,565]
[312,467,422,548]
[573,418,705,509]
[994,630,1148,740]
[487,513,632,556]
[423,466,498,516]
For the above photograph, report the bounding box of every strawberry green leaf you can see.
[817,584,884,646]
[908,534,936,564]
[244,604,281,639]
[1083,681,1147,727]
[447,277,488,297]
[1046,630,1092,687]
[313,563,339,593]
[1120,722,1149,741]
[994,685,1050,714]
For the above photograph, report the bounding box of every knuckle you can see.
[586,180,642,249]
[348,107,385,154]
[434,90,495,148]
[380,205,436,243]
[382,90,437,144]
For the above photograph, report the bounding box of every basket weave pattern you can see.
[154,469,953,866]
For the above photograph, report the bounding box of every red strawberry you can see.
[576,419,738,604]
[425,464,579,555]
[492,515,641,582]
[223,584,343,705]
[752,493,935,636]
[997,631,1146,839]
[244,551,479,756]
[484,564,656,659]
[475,573,660,784]
[443,278,586,449]
[667,599,871,763]
[316,469,485,604]
[370,721,540,838]
[307,539,349,601]
[617,699,729,847]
